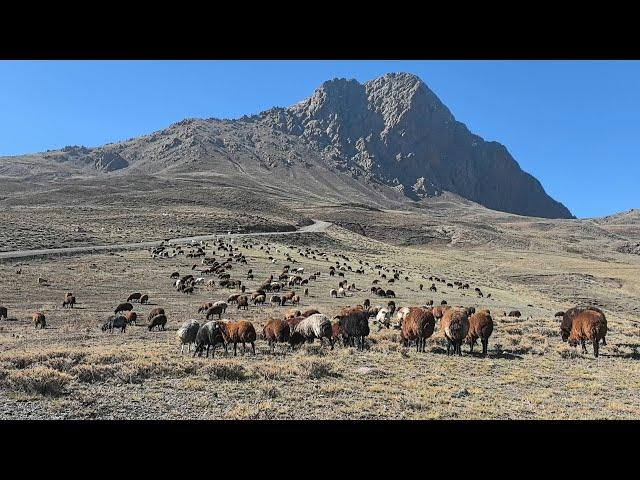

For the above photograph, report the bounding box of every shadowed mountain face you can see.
[260,73,572,218]
[0,72,572,219]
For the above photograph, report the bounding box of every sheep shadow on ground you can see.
[428,345,522,360]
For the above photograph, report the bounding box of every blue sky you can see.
[0,60,638,218]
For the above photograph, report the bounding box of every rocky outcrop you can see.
[259,72,573,219]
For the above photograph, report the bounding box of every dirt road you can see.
[0,219,332,261]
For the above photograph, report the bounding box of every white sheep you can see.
[177,319,200,353]
[291,314,333,349]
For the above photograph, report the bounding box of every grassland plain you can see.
[1,222,639,419]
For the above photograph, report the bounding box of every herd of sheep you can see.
[0,236,609,360]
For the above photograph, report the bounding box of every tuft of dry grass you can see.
[297,358,336,379]
[7,367,72,396]
[204,361,247,381]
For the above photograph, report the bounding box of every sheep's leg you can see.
[593,339,599,358]
[233,342,237,356]
[482,339,488,356]
[251,342,256,355]
[329,337,334,350]
[469,339,474,354]
[581,340,587,354]
[242,342,246,354]
[206,345,210,358]
[601,336,607,346]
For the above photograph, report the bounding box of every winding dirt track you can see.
[0,219,332,261]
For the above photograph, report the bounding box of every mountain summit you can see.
[1,72,573,219]
[260,72,572,218]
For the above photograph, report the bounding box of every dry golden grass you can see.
[0,217,639,419]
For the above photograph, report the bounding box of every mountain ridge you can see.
[0,72,574,219]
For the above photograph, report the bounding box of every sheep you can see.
[373,307,393,330]
[284,309,302,320]
[124,311,137,325]
[330,289,338,298]
[33,312,46,329]
[140,294,149,305]
[253,294,266,305]
[148,314,167,331]
[127,292,142,302]
[331,321,344,345]
[555,311,565,317]
[262,318,291,353]
[193,321,225,358]
[206,303,227,320]
[114,302,133,314]
[441,308,469,356]
[227,293,240,304]
[432,305,450,320]
[467,310,494,355]
[333,306,370,350]
[290,314,334,349]
[399,307,436,352]
[304,288,309,296]
[508,310,521,318]
[0,306,7,320]
[236,295,249,310]
[292,295,300,306]
[270,295,282,306]
[102,315,127,333]
[561,306,607,346]
[217,320,257,356]
[147,307,165,322]
[177,319,200,353]
[299,308,319,318]
[170,272,180,279]
[62,295,76,309]
[567,309,608,357]
[198,302,214,314]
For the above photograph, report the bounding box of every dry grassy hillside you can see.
[1,222,639,419]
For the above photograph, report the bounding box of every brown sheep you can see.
[508,310,521,318]
[441,308,469,356]
[400,307,435,352]
[467,310,494,356]
[0,306,7,320]
[62,295,76,309]
[261,318,291,353]
[33,312,46,329]
[432,305,450,320]
[292,295,300,306]
[198,302,214,314]
[568,309,608,357]
[227,293,240,304]
[236,295,249,310]
[253,294,266,305]
[331,321,344,345]
[140,294,149,305]
[124,311,137,325]
[284,309,302,320]
[562,306,607,346]
[147,307,165,322]
[363,298,371,310]
[285,315,305,333]
[301,308,320,318]
[218,320,257,356]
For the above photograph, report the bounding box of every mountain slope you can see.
[0,72,572,218]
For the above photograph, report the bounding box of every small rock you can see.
[452,388,470,398]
